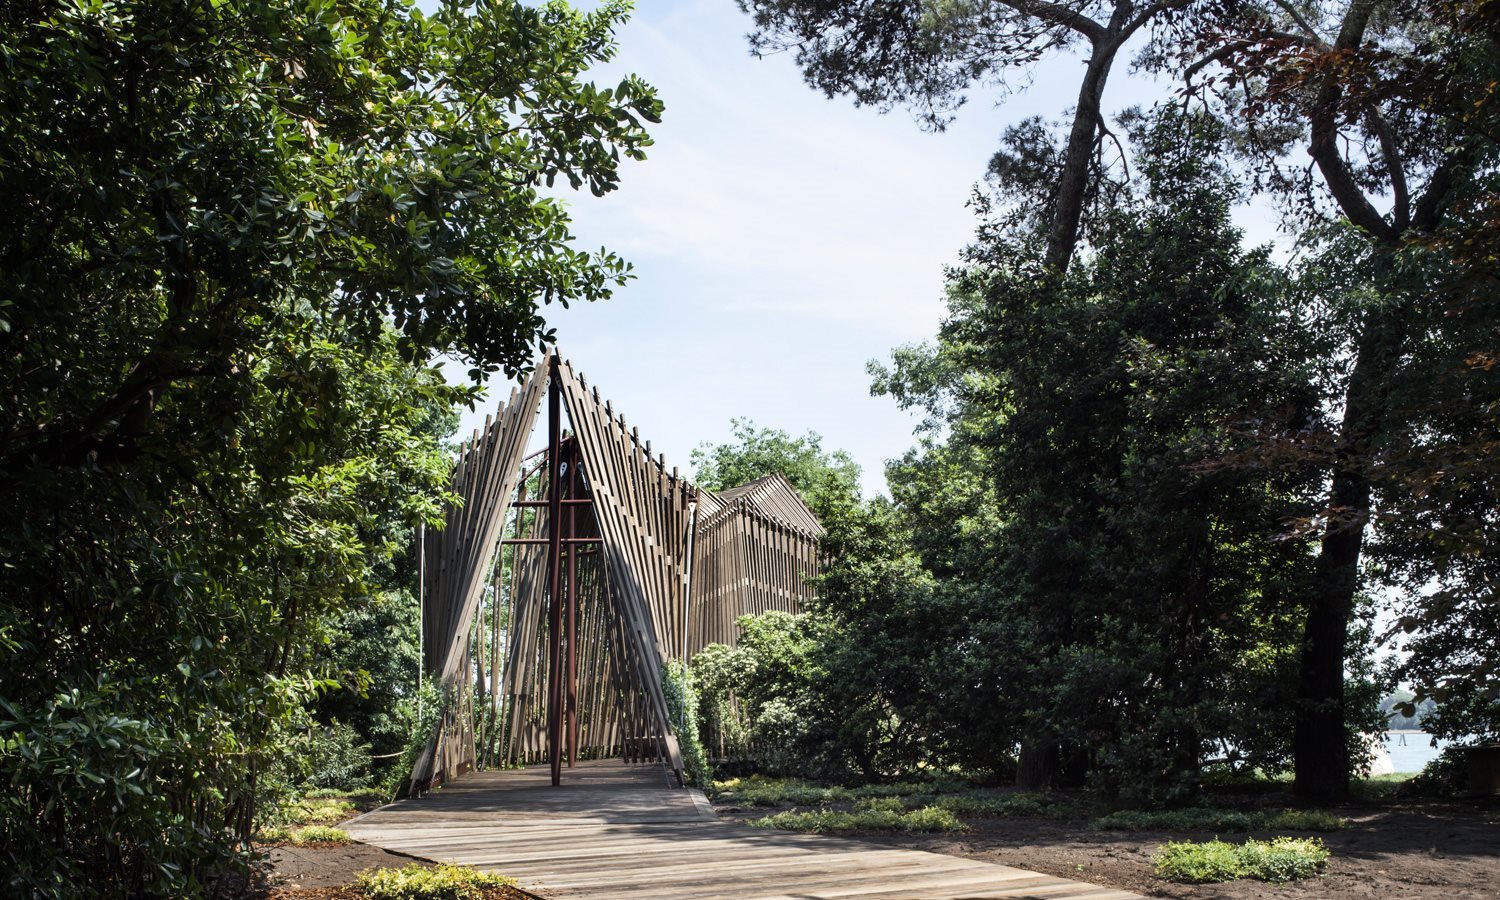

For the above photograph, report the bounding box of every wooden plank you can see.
[349,762,1142,900]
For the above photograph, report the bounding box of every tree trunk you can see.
[1293,303,1406,799]
[1045,39,1121,273]
[1016,734,1058,791]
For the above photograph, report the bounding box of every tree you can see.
[0,0,659,893]
[691,418,861,517]
[736,0,1194,271]
[1165,0,1500,797]
[875,110,1322,799]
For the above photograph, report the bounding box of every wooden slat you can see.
[350,762,1143,900]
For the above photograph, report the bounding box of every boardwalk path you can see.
[344,760,1142,900]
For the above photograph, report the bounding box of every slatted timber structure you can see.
[409,352,823,794]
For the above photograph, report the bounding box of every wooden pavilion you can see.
[409,352,822,793]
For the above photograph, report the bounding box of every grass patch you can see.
[1094,807,1346,833]
[357,863,517,899]
[749,805,966,834]
[1155,837,1330,883]
[1354,772,1415,801]
[255,824,353,845]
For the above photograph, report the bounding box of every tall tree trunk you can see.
[1293,304,1406,799]
[1016,736,1058,791]
[1045,40,1121,273]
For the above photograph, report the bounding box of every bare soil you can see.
[720,798,1500,899]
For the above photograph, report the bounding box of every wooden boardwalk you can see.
[344,760,1141,900]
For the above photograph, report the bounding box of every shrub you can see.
[1154,840,1243,883]
[1154,837,1329,883]
[1236,837,1331,882]
[749,806,965,834]
[1405,747,1471,797]
[356,863,517,900]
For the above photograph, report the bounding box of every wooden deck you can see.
[344,760,1142,899]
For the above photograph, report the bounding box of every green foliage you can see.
[933,792,1063,818]
[314,590,423,784]
[1405,748,1472,798]
[1093,808,1346,833]
[750,805,965,834]
[691,418,861,518]
[1152,840,1244,884]
[0,0,658,893]
[866,109,1320,798]
[278,797,357,827]
[711,775,851,806]
[356,863,516,900]
[661,661,710,790]
[688,643,754,758]
[255,824,351,846]
[288,825,353,846]
[1154,837,1330,884]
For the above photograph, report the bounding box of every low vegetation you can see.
[356,863,517,900]
[255,825,353,846]
[749,805,965,834]
[1154,837,1331,884]
[281,797,359,826]
[1093,807,1347,833]
[714,775,1078,822]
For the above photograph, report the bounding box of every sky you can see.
[454,0,1278,497]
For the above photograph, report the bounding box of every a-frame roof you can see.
[701,472,823,536]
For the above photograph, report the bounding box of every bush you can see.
[1153,840,1243,883]
[356,863,516,900]
[1154,837,1329,883]
[1236,837,1331,882]
[1405,747,1471,797]
[750,806,965,834]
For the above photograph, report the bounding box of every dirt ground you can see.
[250,841,536,899]
[721,799,1500,899]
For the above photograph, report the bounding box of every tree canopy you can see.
[0,0,658,894]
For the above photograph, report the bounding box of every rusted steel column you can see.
[566,441,580,768]
[546,357,563,787]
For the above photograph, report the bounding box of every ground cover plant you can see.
[749,806,965,834]
[1154,837,1331,884]
[352,863,518,900]
[1093,807,1348,833]
[255,825,353,847]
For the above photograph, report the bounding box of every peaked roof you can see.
[701,472,823,536]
